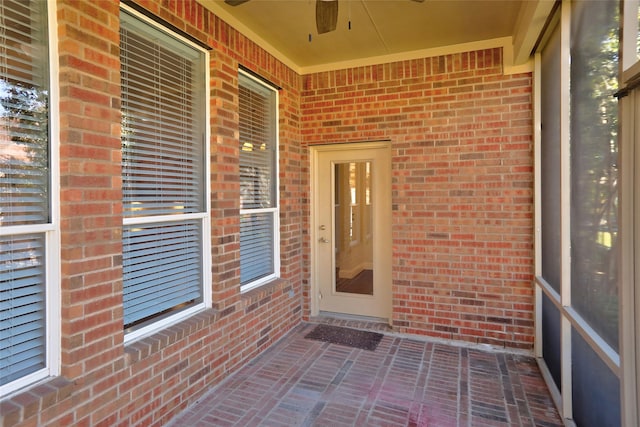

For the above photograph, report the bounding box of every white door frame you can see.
[310,141,392,319]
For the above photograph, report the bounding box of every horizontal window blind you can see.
[0,0,49,226]
[240,212,275,285]
[120,10,206,331]
[0,234,46,386]
[0,0,50,392]
[239,75,276,210]
[238,72,278,288]
[122,221,203,328]
[121,15,204,218]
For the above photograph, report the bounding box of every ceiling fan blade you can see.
[316,0,338,34]
[225,0,250,6]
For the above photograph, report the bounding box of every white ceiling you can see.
[198,0,554,74]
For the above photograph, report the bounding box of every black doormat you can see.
[305,324,383,351]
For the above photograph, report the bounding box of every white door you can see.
[312,142,392,320]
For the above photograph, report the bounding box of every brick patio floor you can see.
[167,319,563,427]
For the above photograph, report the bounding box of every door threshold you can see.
[310,311,392,332]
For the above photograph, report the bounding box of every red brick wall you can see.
[3,0,302,426]
[301,51,535,349]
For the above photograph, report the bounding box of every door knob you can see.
[319,237,330,243]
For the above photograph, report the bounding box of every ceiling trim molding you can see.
[302,36,533,75]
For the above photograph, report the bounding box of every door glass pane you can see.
[570,0,620,351]
[637,1,640,61]
[334,161,373,295]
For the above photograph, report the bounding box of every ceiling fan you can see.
[224,0,425,35]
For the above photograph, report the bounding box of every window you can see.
[238,71,279,291]
[0,0,58,395]
[120,7,210,340]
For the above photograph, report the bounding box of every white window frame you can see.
[120,4,211,344]
[238,70,280,293]
[0,0,60,397]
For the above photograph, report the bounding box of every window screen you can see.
[570,0,620,351]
